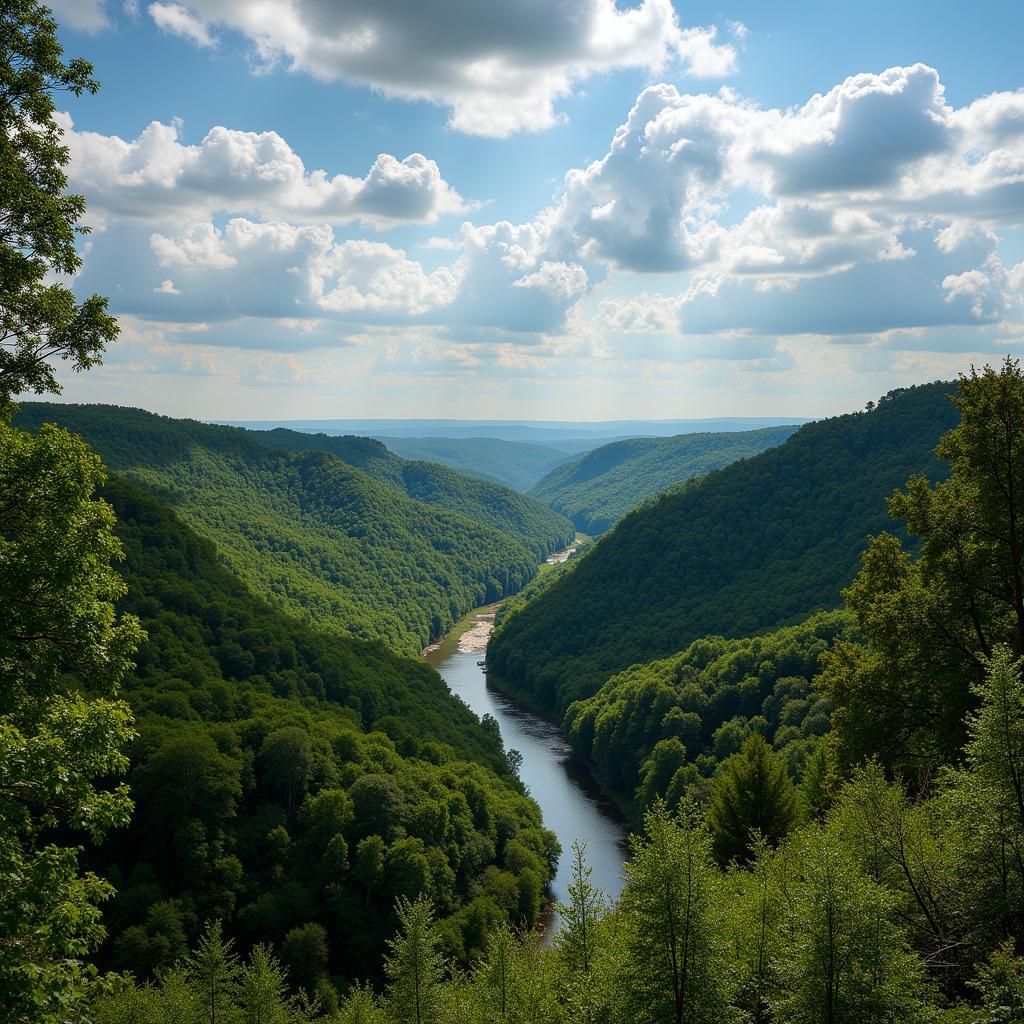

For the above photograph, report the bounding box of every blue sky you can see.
[44,0,1024,420]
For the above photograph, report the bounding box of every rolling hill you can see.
[487,383,959,715]
[375,435,573,491]
[529,425,800,533]
[14,404,570,654]
[92,476,556,983]
[247,428,573,554]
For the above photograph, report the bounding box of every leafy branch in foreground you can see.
[0,0,118,413]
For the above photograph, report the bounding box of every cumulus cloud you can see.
[148,2,215,47]
[677,228,1012,336]
[80,218,459,327]
[441,222,587,333]
[143,0,736,136]
[62,61,1024,370]
[513,261,588,300]
[540,62,1024,326]
[62,114,471,227]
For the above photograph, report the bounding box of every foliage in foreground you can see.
[99,650,1024,1024]
[0,422,141,1022]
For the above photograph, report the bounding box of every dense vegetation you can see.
[247,427,573,559]
[376,435,573,492]
[10,7,1024,1022]
[488,382,959,715]
[529,425,799,534]
[13,403,569,654]
[95,360,1024,1024]
[564,611,853,815]
[85,478,557,1000]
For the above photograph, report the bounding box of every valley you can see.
[9,7,1024,1020]
[424,599,629,919]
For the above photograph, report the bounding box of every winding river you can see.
[424,601,629,927]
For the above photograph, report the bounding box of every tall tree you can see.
[0,423,141,1022]
[385,896,445,1024]
[555,840,608,1024]
[707,734,798,865]
[617,800,728,1024]
[0,0,118,413]
[186,920,242,1024]
[821,359,1024,775]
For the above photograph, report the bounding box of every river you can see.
[424,602,629,927]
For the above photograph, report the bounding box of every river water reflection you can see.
[425,606,629,928]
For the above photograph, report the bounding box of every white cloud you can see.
[312,239,460,316]
[148,2,216,46]
[677,228,1012,336]
[513,261,588,300]
[63,62,1024,370]
[442,222,585,333]
[62,114,470,227]
[48,0,110,31]
[142,0,736,137]
[82,218,458,325]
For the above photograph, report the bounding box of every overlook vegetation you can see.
[529,424,799,534]
[488,381,959,715]
[13,403,571,654]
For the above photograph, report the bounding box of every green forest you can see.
[528,424,799,534]
[488,380,959,715]
[13,403,573,655]
[245,428,574,560]
[8,5,1024,1024]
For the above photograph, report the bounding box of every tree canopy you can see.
[0,0,117,412]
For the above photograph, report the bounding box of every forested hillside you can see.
[488,382,958,714]
[529,424,799,533]
[377,435,573,491]
[14,404,566,653]
[564,611,853,813]
[90,477,558,999]
[248,427,572,557]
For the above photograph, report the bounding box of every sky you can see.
[40,0,1024,421]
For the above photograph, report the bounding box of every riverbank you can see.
[421,590,630,915]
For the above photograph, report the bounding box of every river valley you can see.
[424,601,629,927]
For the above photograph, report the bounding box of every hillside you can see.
[563,611,854,814]
[94,477,557,987]
[487,382,959,715]
[529,425,800,533]
[249,427,573,556]
[14,404,558,654]
[376,435,572,491]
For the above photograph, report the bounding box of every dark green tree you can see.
[707,734,798,865]
[0,0,118,413]
[617,800,728,1024]
[385,895,445,1024]
[279,923,329,998]
[821,359,1024,775]
[0,423,140,1021]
